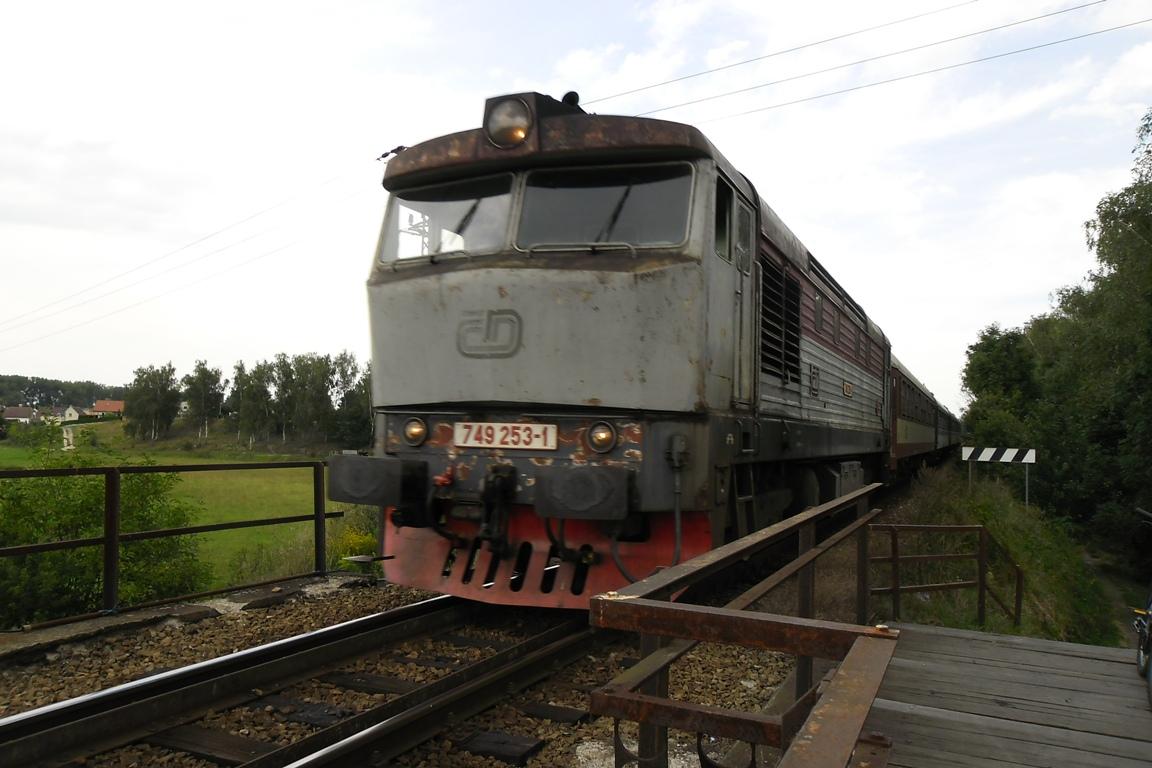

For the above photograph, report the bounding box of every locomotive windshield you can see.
[381,174,513,261]
[379,163,693,262]
[516,164,692,249]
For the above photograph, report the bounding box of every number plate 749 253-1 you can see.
[453,422,558,450]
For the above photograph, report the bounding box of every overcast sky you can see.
[1,0,1150,413]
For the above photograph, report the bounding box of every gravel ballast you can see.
[1,578,797,768]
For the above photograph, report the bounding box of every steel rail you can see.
[0,595,469,767]
[273,619,596,767]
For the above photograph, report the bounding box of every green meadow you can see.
[0,445,39,468]
[0,422,362,590]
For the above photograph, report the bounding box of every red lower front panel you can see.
[382,506,713,609]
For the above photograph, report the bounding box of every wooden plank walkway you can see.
[864,624,1152,767]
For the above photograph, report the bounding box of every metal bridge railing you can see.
[588,483,897,768]
[0,462,341,627]
[869,523,1024,626]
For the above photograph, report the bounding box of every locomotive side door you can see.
[733,200,757,409]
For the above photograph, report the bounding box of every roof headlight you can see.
[403,417,428,447]
[587,422,617,453]
[485,98,533,149]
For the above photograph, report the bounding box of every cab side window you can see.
[734,203,753,273]
[715,181,732,261]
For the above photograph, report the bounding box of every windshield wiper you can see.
[594,185,632,243]
[451,199,481,240]
[432,199,482,256]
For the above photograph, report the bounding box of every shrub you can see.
[0,440,209,627]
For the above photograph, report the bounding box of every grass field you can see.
[177,464,321,586]
[0,445,38,468]
[0,422,335,589]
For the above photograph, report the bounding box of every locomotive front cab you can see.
[330,93,737,608]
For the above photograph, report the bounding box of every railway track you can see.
[0,595,594,767]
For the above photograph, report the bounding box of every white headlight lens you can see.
[486,99,532,148]
[403,418,427,446]
[588,422,616,452]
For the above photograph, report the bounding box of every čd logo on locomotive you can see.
[456,309,522,358]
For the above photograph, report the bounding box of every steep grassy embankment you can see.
[879,465,1122,646]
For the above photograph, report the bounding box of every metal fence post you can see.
[1014,565,1024,627]
[977,527,988,626]
[889,527,901,621]
[856,517,871,626]
[637,633,669,768]
[102,469,121,613]
[795,521,815,698]
[313,463,327,575]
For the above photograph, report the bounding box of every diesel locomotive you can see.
[329,91,960,609]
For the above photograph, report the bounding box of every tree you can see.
[0,376,125,409]
[271,354,296,443]
[124,363,182,441]
[20,377,64,408]
[960,108,1152,541]
[290,353,335,442]
[181,360,226,440]
[332,361,373,449]
[231,360,275,447]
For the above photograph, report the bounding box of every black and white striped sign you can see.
[962,447,1036,464]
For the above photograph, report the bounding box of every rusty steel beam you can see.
[591,597,897,660]
[870,579,977,596]
[856,521,870,626]
[0,461,322,480]
[602,637,696,694]
[780,684,821,745]
[777,636,897,768]
[604,484,881,601]
[590,690,784,746]
[0,513,345,558]
[869,552,975,564]
[987,584,1014,620]
[870,524,983,532]
[735,509,883,609]
[849,732,893,768]
[599,512,885,694]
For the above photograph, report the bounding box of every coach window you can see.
[715,181,733,261]
[814,292,824,332]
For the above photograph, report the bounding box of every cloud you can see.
[1055,41,1152,122]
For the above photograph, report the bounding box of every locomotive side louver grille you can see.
[760,257,800,384]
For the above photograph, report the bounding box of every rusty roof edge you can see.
[383,114,722,191]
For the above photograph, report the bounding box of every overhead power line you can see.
[0,169,362,332]
[0,230,267,337]
[705,17,1152,123]
[0,242,298,355]
[0,186,373,353]
[584,0,983,106]
[637,0,1108,117]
